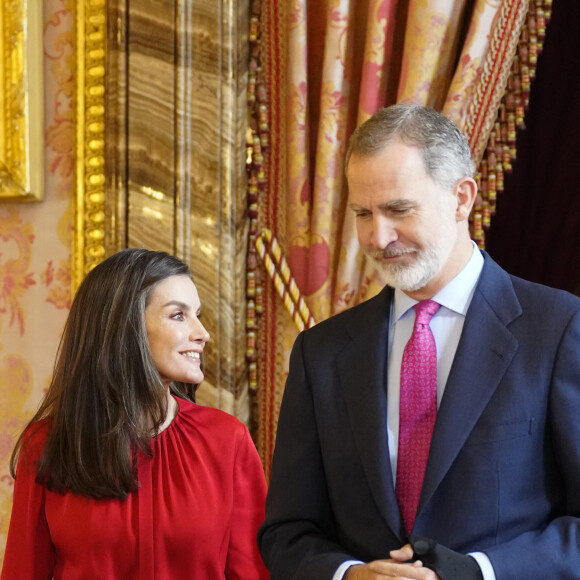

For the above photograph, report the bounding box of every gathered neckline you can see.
[154,395,185,439]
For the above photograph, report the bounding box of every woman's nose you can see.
[191,319,210,343]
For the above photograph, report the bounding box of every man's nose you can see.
[370,216,398,249]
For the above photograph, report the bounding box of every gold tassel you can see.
[471,0,551,248]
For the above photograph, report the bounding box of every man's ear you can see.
[454,177,478,222]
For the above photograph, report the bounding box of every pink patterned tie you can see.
[396,299,440,534]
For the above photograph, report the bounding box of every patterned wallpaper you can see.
[0,0,73,560]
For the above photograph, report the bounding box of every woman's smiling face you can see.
[145,275,210,386]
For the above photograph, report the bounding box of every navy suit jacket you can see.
[258,252,580,579]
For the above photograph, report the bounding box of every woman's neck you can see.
[157,391,178,434]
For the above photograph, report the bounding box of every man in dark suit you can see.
[258,104,580,580]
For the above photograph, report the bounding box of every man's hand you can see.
[344,545,439,579]
[408,536,484,580]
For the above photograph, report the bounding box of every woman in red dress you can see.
[1,248,269,579]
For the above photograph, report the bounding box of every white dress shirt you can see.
[334,246,497,580]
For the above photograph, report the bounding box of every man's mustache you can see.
[366,246,416,260]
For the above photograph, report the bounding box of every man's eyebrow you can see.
[348,199,415,211]
[383,199,416,209]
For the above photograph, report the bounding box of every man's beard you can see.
[366,237,453,292]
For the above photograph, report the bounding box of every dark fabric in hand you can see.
[409,536,484,580]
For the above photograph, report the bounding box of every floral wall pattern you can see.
[0,0,74,561]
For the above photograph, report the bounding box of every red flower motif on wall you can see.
[0,208,36,336]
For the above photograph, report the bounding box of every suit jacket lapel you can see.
[335,285,406,539]
[419,254,522,512]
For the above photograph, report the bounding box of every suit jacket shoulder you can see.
[477,251,580,327]
[298,284,395,357]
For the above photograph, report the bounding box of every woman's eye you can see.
[171,311,185,321]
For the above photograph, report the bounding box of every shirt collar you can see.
[393,242,484,322]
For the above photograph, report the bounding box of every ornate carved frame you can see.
[0,0,44,201]
[73,0,107,289]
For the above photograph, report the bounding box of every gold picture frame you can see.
[0,0,44,201]
[73,0,107,290]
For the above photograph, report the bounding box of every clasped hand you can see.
[344,545,439,580]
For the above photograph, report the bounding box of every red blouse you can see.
[1,397,269,579]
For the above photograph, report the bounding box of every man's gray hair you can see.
[346,103,475,190]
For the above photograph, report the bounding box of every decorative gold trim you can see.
[465,0,529,166]
[73,0,107,290]
[254,229,316,332]
[469,0,550,248]
[0,0,44,201]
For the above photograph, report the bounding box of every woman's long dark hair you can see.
[10,248,199,499]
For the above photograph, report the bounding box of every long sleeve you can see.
[483,307,580,578]
[258,332,360,579]
[1,427,55,579]
[226,426,270,580]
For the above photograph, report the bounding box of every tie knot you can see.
[413,299,440,326]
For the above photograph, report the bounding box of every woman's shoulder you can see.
[175,397,247,434]
[21,419,50,447]
[167,397,253,460]
[16,418,51,473]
